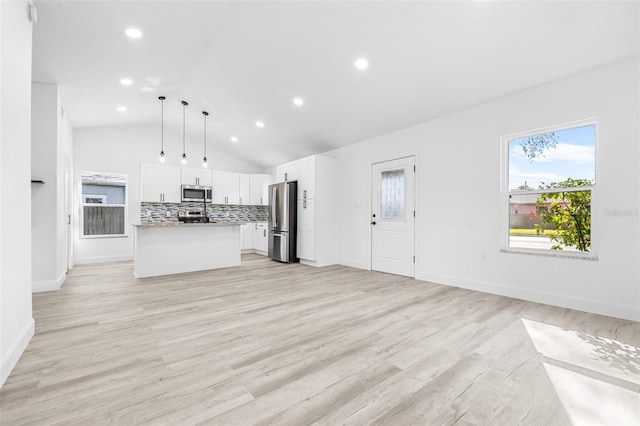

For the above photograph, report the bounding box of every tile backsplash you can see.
[141,202,269,223]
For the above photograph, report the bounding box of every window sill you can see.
[81,234,129,239]
[500,248,598,261]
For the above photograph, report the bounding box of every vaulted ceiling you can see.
[32,1,639,169]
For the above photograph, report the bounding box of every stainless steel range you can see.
[178,211,206,223]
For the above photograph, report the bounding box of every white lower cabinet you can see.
[240,222,268,255]
[297,199,315,260]
[255,223,268,253]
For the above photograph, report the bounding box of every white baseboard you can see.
[32,271,66,293]
[241,249,267,256]
[415,271,640,322]
[300,259,337,268]
[74,254,133,265]
[338,259,369,271]
[1,318,34,388]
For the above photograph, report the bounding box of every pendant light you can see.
[202,111,209,168]
[181,100,188,165]
[158,96,166,163]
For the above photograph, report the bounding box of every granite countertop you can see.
[132,221,246,228]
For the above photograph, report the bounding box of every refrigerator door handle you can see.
[271,186,278,229]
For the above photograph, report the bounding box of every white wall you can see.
[330,58,639,321]
[31,83,72,292]
[1,0,35,387]
[73,124,264,264]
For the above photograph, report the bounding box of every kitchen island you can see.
[132,222,242,278]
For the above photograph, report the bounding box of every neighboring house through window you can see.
[81,172,127,237]
[503,119,596,256]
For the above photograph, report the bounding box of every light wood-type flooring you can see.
[1,254,639,425]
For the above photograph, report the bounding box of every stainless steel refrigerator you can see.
[268,181,298,263]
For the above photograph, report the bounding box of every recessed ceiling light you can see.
[255,121,265,128]
[230,137,238,142]
[354,58,369,70]
[117,106,127,112]
[293,97,304,106]
[125,28,142,39]
[120,78,133,86]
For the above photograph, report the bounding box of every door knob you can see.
[371,221,376,225]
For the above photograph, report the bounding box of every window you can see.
[504,120,596,255]
[81,172,127,237]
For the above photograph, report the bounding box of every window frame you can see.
[79,171,129,239]
[500,118,598,260]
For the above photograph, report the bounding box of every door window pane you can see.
[380,168,405,220]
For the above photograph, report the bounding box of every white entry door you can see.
[371,156,415,277]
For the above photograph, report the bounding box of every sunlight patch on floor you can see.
[522,318,640,425]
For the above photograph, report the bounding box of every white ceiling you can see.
[32,0,639,169]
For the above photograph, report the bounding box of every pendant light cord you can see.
[181,100,188,159]
[161,98,164,152]
[158,96,166,160]
[203,111,208,158]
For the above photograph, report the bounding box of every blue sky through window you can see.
[509,124,595,191]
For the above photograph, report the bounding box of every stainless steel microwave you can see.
[181,185,212,202]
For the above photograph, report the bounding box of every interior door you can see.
[64,163,73,271]
[371,156,415,277]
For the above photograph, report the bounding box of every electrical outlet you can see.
[225,211,229,218]
[165,211,171,218]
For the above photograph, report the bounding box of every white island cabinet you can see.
[133,223,241,278]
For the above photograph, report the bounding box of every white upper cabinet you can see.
[141,164,270,205]
[296,155,317,200]
[181,168,212,187]
[276,160,298,182]
[212,171,239,204]
[249,174,273,206]
[238,174,250,205]
[141,164,181,203]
